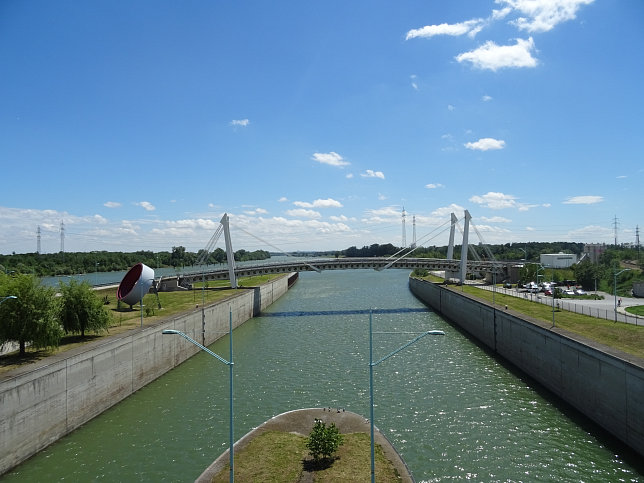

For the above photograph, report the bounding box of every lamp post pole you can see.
[614,268,630,322]
[162,308,234,482]
[369,310,444,483]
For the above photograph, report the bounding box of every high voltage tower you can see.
[613,215,619,246]
[401,207,407,247]
[412,215,417,248]
[60,220,65,255]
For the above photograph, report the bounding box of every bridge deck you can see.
[178,257,513,285]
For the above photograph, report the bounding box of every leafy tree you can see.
[572,259,599,290]
[59,280,111,337]
[0,273,62,355]
[306,419,344,462]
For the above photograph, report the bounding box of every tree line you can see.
[0,247,271,277]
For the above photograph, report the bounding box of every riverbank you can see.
[0,273,296,476]
[409,276,644,458]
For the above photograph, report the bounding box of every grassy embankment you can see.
[0,274,279,374]
[416,275,644,360]
[210,431,401,483]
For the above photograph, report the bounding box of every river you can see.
[3,269,642,481]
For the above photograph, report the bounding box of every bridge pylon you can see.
[458,210,471,285]
[221,213,237,289]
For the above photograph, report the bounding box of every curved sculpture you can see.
[117,263,155,307]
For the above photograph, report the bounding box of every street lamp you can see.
[613,268,631,322]
[162,308,234,483]
[368,310,444,483]
[0,295,18,305]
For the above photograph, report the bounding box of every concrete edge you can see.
[195,408,414,482]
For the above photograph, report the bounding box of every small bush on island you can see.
[305,419,344,468]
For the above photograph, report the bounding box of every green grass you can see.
[626,305,644,317]
[210,431,401,482]
[0,274,284,374]
[446,283,644,359]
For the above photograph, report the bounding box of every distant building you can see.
[583,243,607,264]
[540,253,578,269]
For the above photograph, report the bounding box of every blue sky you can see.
[1,0,642,255]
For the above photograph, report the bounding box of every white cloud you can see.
[361,170,385,179]
[498,0,594,33]
[406,19,485,40]
[456,37,537,71]
[312,152,349,167]
[480,216,511,223]
[135,201,156,211]
[243,208,268,215]
[563,195,603,205]
[346,173,354,179]
[482,95,493,102]
[293,198,343,209]
[431,204,467,218]
[285,209,321,219]
[410,74,419,90]
[230,119,249,127]
[447,104,455,111]
[104,201,121,208]
[378,193,387,201]
[425,183,444,189]
[464,138,506,151]
[470,192,517,209]
[278,197,288,202]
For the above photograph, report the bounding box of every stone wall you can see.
[0,274,293,475]
[409,277,644,457]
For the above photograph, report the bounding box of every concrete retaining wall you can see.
[0,274,294,475]
[409,277,644,457]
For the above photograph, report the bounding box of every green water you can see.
[4,270,642,481]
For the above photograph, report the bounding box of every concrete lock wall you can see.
[408,277,644,458]
[0,274,293,476]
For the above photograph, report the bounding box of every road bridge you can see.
[178,257,516,287]
[176,211,518,289]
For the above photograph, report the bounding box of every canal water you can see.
[4,270,642,481]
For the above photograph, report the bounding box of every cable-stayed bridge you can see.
[175,211,516,289]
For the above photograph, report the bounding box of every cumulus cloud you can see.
[135,201,156,211]
[406,19,485,40]
[104,201,121,208]
[470,192,517,209]
[563,195,603,204]
[230,119,249,127]
[293,198,343,209]
[425,183,444,189]
[464,138,506,151]
[361,170,385,179]
[285,209,321,219]
[278,197,288,202]
[499,0,595,33]
[312,152,350,167]
[456,37,537,71]
[482,95,493,102]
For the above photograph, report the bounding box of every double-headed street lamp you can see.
[368,310,444,483]
[162,308,234,482]
[614,268,630,322]
[0,295,18,305]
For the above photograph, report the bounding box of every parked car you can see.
[503,282,512,289]
[575,289,587,295]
